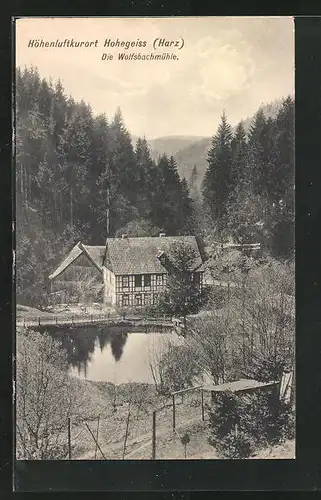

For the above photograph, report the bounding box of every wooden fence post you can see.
[122,409,131,459]
[172,394,176,431]
[290,369,295,406]
[38,317,41,326]
[68,417,71,459]
[201,389,204,421]
[152,410,156,459]
[56,316,58,325]
[85,423,107,459]
[94,415,100,459]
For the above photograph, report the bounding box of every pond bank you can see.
[16,314,175,330]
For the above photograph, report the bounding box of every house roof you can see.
[202,378,278,393]
[82,245,105,270]
[49,242,105,280]
[104,236,204,275]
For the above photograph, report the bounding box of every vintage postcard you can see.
[14,16,295,462]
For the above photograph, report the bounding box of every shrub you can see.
[208,388,295,458]
[216,430,256,459]
[245,392,295,446]
[208,391,245,442]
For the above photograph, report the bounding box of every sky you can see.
[16,17,294,139]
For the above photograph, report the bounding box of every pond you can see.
[47,324,183,384]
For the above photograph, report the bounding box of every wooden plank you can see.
[171,385,202,396]
[204,379,278,394]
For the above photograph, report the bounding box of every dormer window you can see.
[157,250,170,271]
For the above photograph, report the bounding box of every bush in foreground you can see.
[208,389,295,459]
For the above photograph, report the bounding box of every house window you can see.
[122,276,129,288]
[134,294,142,306]
[156,274,163,286]
[122,295,129,306]
[144,274,151,287]
[135,275,142,287]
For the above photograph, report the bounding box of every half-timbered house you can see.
[48,235,205,308]
[102,234,204,308]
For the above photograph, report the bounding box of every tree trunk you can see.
[70,185,73,228]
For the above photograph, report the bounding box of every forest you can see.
[16,66,294,306]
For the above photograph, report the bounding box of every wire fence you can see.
[62,373,294,461]
[64,387,210,461]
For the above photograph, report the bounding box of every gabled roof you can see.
[82,245,105,270]
[49,242,105,280]
[104,236,204,275]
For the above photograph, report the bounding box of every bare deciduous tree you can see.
[148,336,201,396]
[72,268,104,304]
[16,329,81,459]
[186,257,295,385]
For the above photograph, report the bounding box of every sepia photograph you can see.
[14,16,295,461]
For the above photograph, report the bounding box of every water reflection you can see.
[44,324,179,383]
[110,333,128,361]
[48,325,129,374]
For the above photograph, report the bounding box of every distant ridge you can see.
[131,97,289,194]
[173,98,286,192]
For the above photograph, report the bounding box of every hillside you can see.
[149,135,207,161]
[174,137,212,191]
[131,98,286,192]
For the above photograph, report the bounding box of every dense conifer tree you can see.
[202,111,233,237]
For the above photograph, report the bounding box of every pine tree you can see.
[268,96,295,258]
[106,107,140,233]
[109,107,138,202]
[179,178,195,234]
[135,136,157,218]
[61,100,94,234]
[165,156,188,234]
[231,121,248,191]
[271,96,294,205]
[150,154,183,234]
[247,108,275,199]
[189,165,199,199]
[90,114,112,241]
[202,111,233,237]
[158,241,205,326]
